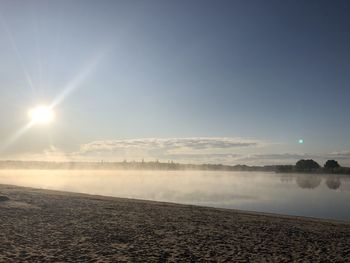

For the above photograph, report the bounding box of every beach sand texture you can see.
[0,184,349,262]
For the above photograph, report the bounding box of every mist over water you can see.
[0,170,349,221]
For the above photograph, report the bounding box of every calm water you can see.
[0,170,349,221]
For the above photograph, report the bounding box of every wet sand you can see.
[0,184,349,262]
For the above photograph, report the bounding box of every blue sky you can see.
[0,0,349,165]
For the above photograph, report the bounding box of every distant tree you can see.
[324,160,340,171]
[275,165,294,173]
[295,159,321,172]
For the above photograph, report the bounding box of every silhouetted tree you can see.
[295,159,321,172]
[324,160,340,171]
[275,165,294,173]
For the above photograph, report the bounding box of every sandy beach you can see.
[0,184,349,262]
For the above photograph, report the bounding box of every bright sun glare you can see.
[28,105,55,124]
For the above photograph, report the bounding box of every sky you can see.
[0,0,349,166]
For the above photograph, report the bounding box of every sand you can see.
[0,184,349,262]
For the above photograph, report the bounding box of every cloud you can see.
[79,137,261,154]
[72,137,263,163]
[327,151,350,159]
[5,137,350,166]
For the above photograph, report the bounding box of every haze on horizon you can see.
[0,0,349,166]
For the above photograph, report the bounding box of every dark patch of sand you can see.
[0,195,10,202]
[0,184,349,262]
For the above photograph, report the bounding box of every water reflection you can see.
[0,170,349,221]
[296,175,322,189]
[294,174,342,190]
[325,176,341,190]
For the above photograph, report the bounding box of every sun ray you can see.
[0,121,35,153]
[0,52,105,153]
[49,52,105,109]
[0,12,36,93]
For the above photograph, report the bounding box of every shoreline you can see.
[1,184,350,262]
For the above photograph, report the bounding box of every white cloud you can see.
[4,137,350,166]
[80,137,260,153]
[71,137,264,163]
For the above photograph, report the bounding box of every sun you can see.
[28,105,55,124]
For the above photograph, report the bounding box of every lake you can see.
[0,170,349,221]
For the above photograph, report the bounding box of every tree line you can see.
[276,159,350,174]
[0,160,349,174]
